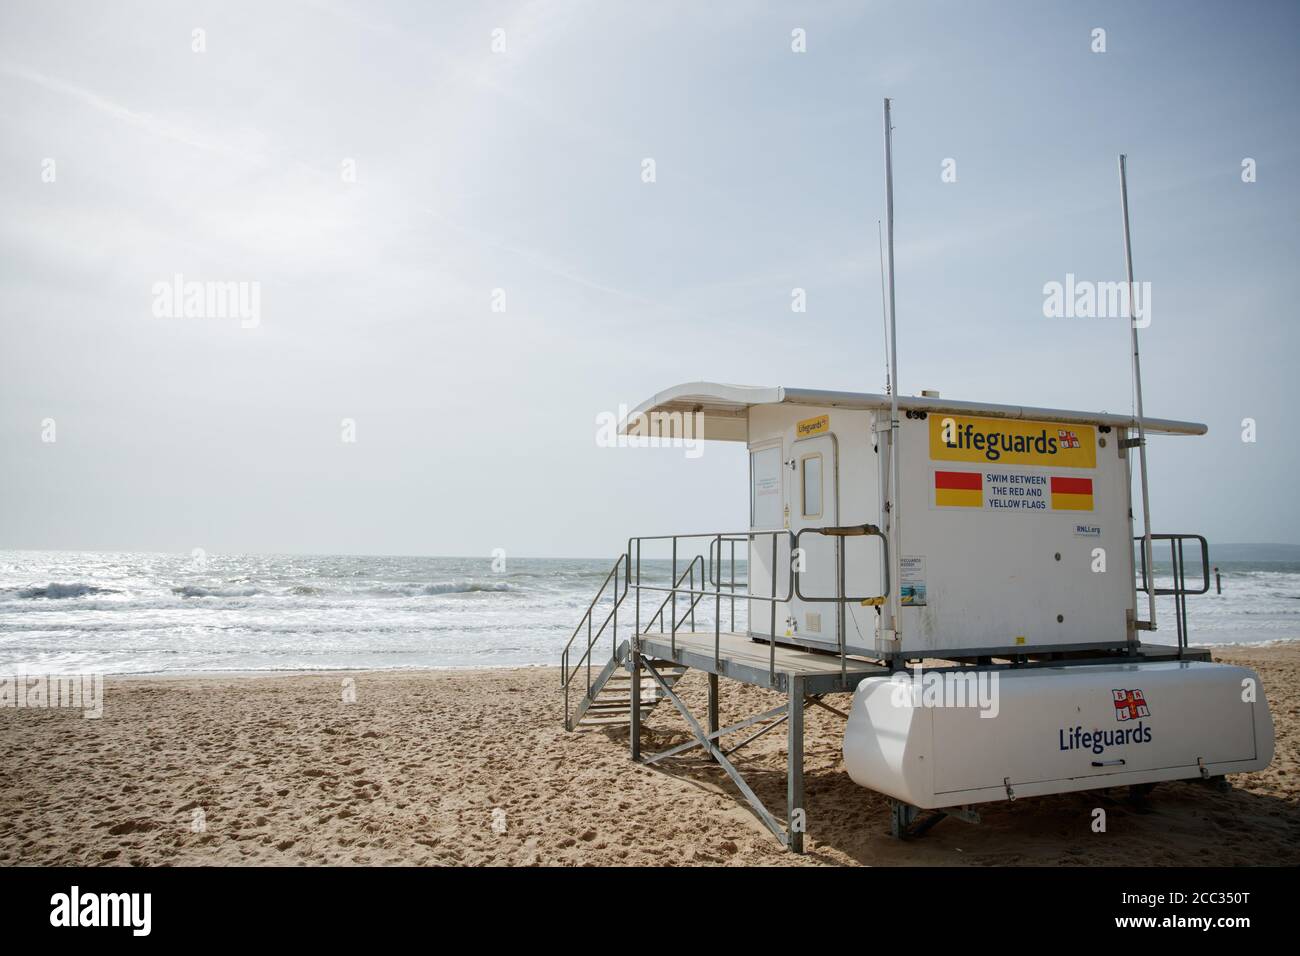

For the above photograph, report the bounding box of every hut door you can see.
[788,434,839,651]
[747,440,786,640]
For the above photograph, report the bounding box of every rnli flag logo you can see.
[1112,688,1150,721]
[1057,429,1081,449]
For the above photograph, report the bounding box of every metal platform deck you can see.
[638,630,888,694]
[640,630,1210,691]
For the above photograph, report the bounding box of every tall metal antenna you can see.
[1119,154,1156,635]
[877,219,890,395]
[882,98,903,653]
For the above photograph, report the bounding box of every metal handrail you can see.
[1135,533,1209,656]
[1135,534,1210,596]
[625,526,878,686]
[559,524,892,719]
[644,555,706,635]
[792,523,891,687]
[792,524,890,604]
[708,535,748,588]
[629,529,795,679]
[707,535,746,635]
[560,554,628,693]
[628,529,795,601]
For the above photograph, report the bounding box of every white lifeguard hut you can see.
[558,103,1275,850]
[622,382,1204,662]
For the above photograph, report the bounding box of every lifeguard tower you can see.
[560,383,1274,850]
[558,104,1274,852]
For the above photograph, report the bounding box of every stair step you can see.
[607,669,687,682]
[585,699,661,712]
[579,711,654,726]
[566,640,692,730]
[603,678,677,690]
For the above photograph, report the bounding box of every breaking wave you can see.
[421,580,515,596]
[9,582,121,600]
[165,581,516,600]
[171,585,264,599]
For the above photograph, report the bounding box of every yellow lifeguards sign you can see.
[796,414,830,438]
[929,414,1096,469]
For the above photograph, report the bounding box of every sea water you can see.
[0,551,1293,674]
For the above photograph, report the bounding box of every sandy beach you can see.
[1,645,1296,867]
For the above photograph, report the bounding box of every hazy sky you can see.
[2,0,1298,558]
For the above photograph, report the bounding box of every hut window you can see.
[801,454,822,518]
[750,446,783,528]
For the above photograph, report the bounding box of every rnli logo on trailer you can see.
[1112,688,1150,721]
[1057,429,1080,449]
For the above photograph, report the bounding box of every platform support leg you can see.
[890,799,919,839]
[787,676,805,854]
[629,650,641,761]
[707,673,719,761]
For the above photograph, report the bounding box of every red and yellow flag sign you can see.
[935,470,982,508]
[1050,476,1094,511]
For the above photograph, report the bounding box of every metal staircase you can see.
[559,527,888,853]
[572,648,689,728]
[560,554,704,731]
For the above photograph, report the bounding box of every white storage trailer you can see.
[844,660,1274,811]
